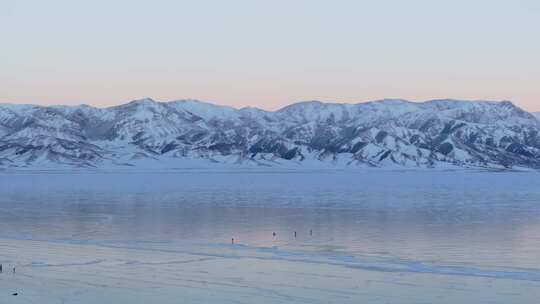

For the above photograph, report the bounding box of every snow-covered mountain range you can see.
[1,98,539,170]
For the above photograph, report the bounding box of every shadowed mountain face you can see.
[0,98,539,169]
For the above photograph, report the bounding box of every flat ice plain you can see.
[1,169,540,303]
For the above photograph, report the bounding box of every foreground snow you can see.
[1,237,539,304]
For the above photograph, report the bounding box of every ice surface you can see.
[1,170,540,303]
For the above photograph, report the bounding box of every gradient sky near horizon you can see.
[1,0,539,111]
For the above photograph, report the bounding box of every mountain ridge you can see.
[1,98,539,170]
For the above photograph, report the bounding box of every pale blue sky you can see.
[1,0,539,111]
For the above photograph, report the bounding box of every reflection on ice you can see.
[1,170,540,303]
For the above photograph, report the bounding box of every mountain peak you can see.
[366,98,413,105]
[127,97,157,105]
[277,100,325,111]
[169,99,239,120]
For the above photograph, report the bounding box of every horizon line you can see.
[1,97,530,112]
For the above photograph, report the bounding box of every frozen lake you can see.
[1,170,540,303]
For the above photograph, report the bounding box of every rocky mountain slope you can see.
[1,98,539,170]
